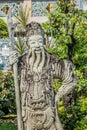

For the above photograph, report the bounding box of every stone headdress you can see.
[26,22,45,37]
[26,22,45,46]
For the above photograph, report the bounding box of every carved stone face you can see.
[28,35,44,53]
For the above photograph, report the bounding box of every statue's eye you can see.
[30,41,35,44]
[38,38,43,42]
[39,40,42,42]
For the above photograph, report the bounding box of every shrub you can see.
[0,120,17,130]
[0,71,16,116]
[0,18,9,38]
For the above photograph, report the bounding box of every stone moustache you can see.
[10,22,77,130]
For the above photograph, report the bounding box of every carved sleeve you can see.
[53,59,77,102]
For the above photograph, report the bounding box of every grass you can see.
[0,120,17,130]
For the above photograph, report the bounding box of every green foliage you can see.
[43,0,87,61]
[76,70,87,95]
[0,120,17,130]
[58,97,87,130]
[74,118,87,130]
[0,71,16,116]
[73,21,87,69]
[14,6,30,55]
[14,37,26,55]
[46,44,68,59]
[15,5,30,30]
[52,78,62,92]
[0,18,9,38]
[0,110,5,117]
[43,0,87,129]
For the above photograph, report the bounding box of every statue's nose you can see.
[35,41,40,47]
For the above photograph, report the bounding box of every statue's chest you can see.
[26,66,53,86]
[25,66,54,105]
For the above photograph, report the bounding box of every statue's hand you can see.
[9,51,18,65]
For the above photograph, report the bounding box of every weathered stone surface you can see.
[10,22,77,130]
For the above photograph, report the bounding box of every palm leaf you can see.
[14,37,26,55]
[15,5,30,30]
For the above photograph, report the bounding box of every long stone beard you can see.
[27,47,45,73]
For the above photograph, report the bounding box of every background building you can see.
[0,0,87,23]
[0,0,57,23]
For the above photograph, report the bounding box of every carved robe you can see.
[19,51,76,130]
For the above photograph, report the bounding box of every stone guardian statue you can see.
[10,22,77,130]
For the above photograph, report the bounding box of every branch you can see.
[65,20,69,35]
[67,22,77,61]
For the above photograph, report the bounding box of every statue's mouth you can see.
[35,47,41,53]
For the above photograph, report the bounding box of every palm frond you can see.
[14,37,26,55]
[15,5,30,30]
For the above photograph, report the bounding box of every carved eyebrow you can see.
[38,38,43,40]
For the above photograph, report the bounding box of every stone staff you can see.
[7,7,23,130]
